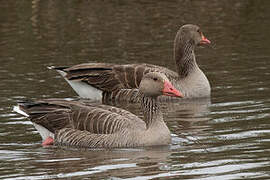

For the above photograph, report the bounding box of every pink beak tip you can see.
[202,36,211,44]
[163,81,184,98]
[176,91,184,98]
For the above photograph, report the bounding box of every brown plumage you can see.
[14,72,183,148]
[50,24,211,102]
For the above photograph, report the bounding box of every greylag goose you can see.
[13,72,183,148]
[49,24,211,102]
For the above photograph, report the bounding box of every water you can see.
[1,0,270,179]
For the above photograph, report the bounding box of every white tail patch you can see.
[13,106,54,141]
[56,70,103,101]
[32,122,55,141]
[13,106,29,117]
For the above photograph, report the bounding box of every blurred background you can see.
[1,0,270,179]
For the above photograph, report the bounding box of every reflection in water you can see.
[1,0,270,179]
[162,98,212,141]
[1,145,172,179]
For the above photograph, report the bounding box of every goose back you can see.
[55,63,178,91]
[18,99,146,135]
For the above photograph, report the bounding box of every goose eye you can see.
[197,29,201,33]
[153,77,158,81]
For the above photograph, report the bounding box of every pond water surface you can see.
[1,0,270,179]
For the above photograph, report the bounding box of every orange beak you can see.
[200,34,211,44]
[163,81,184,98]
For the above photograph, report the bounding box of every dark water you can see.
[1,0,270,179]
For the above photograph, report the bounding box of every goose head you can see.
[139,72,184,98]
[178,24,211,46]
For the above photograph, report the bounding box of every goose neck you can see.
[139,93,163,129]
[174,39,197,78]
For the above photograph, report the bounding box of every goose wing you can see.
[53,63,178,92]
[17,99,146,134]
[17,100,72,133]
